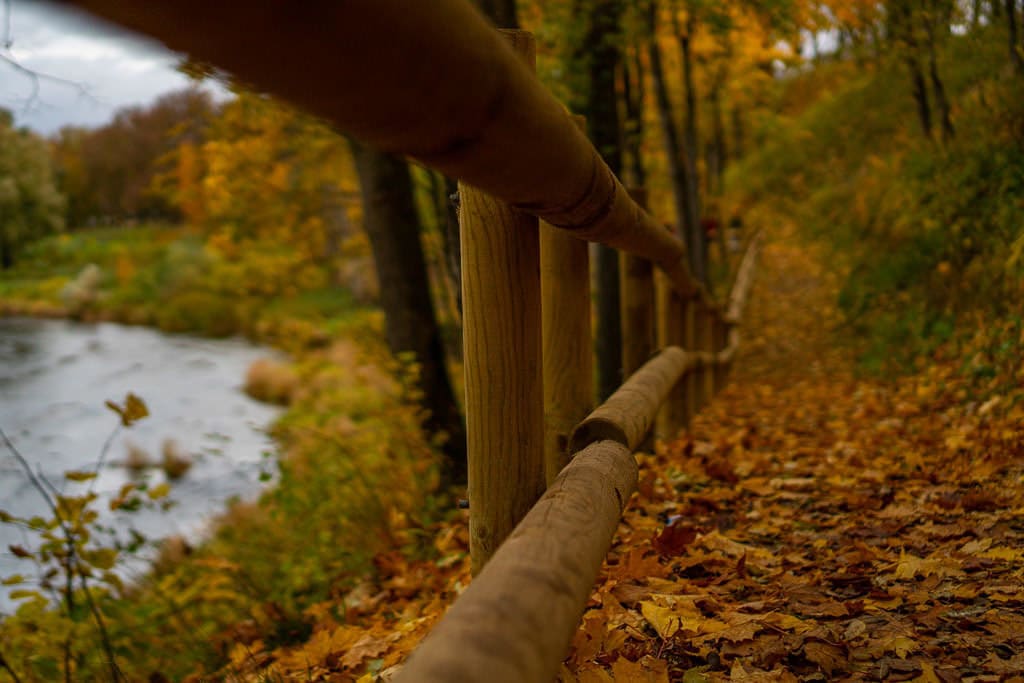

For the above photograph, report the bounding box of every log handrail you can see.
[396,440,637,682]
[62,0,717,307]
[58,3,763,680]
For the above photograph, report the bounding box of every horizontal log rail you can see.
[63,0,715,306]
[568,346,694,455]
[396,440,637,682]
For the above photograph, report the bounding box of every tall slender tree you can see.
[673,3,707,286]
[478,0,519,27]
[1008,0,1023,72]
[588,0,626,401]
[646,0,698,278]
[348,140,467,487]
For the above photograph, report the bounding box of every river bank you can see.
[0,226,449,681]
[0,317,282,610]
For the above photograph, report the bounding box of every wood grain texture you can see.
[569,347,692,454]
[620,188,655,383]
[541,115,593,484]
[64,0,708,300]
[394,440,637,683]
[461,31,544,574]
[655,273,690,441]
[541,223,592,483]
[461,183,544,574]
[696,302,716,409]
[620,252,655,375]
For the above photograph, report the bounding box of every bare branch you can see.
[0,1,99,114]
[2,0,11,50]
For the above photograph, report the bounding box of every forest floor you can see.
[226,227,1024,682]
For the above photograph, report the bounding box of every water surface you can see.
[0,317,282,610]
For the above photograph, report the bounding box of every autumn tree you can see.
[0,109,65,268]
[53,88,213,226]
[566,0,626,401]
[646,0,702,281]
[886,0,955,142]
[1007,0,1023,71]
[348,141,468,487]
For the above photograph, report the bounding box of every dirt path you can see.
[563,229,1024,681]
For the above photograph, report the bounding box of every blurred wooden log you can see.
[655,273,690,441]
[570,347,693,454]
[394,440,637,683]
[696,301,716,408]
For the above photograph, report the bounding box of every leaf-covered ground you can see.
[221,231,1024,682]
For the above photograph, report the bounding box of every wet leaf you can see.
[106,392,149,427]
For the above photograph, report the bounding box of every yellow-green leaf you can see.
[84,548,118,571]
[64,470,98,482]
[147,482,171,500]
[106,392,149,427]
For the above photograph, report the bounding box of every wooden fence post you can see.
[462,29,544,574]
[620,188,655,378]
[696,302,716,408]
[655,272,687,442]
[713,316,728,391]
[682,296,697,428]
[542,117,592,484]
[620,188,656,450]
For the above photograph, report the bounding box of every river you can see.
[0,317,282,611]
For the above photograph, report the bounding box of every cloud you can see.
[1,0,224,134]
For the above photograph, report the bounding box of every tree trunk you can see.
[580,0,626,402]
[0,235,11,270]
[907,55,933,139]
[891,1,934,140]
[925,19,955,142]
[647,1,696,271]
[709,65,728,194]
[731,104,745,160]
[441,176,463,318]
[1008,0,1024,72]
[348,140,467,487]
[675,8,707,287]
[621,44,647,188]
[476,0,518,28]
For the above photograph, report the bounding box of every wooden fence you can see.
[65,1,760,680]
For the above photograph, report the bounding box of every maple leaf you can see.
[653,523,700,557]
[885,636,917,659]
[803,641,846,675]
[611,656,669,683]
[892,550,961,580]
[340,632,390,670]
[573,664,614,682]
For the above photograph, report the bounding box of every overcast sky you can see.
[1,0,223,135]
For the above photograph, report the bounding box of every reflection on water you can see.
[0,317,282,610]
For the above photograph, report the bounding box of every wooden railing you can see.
[64,1,761,680]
